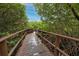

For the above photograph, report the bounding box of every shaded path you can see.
[16,32,52,56]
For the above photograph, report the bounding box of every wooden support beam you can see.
[0,40,8,56]
[54,36,61,55]
[55,36,61,47]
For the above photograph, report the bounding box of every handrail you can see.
[8,33,26,56]
[0,29,32,43]
[37,33,69,56]
[37,30,79,42]
[0,28,33,56]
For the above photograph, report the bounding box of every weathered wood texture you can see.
[36,33,69,56]
[0,40,8,56]
[0,29,33,56]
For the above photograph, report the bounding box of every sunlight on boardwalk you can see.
[16,32,52,56]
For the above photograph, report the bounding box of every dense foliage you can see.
[34,3,79,37]
[0,3,28,37]
[27,21,48,31]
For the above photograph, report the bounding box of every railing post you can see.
[0,40,8,56]
[54,35,61,55]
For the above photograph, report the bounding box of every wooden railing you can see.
[1,29,79,56]
[37,33,69,56]
[0,29,33,56]
[36,30,79,42]
[36,30,79,56]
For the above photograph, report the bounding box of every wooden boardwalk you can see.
[1,29,76,56]
[16,32,53,56]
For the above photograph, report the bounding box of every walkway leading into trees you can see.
[1,29,79,56]
[16,32,52,56]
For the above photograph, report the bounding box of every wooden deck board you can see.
[16,32,53,56]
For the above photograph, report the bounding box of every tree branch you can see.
[68,3,79,21]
